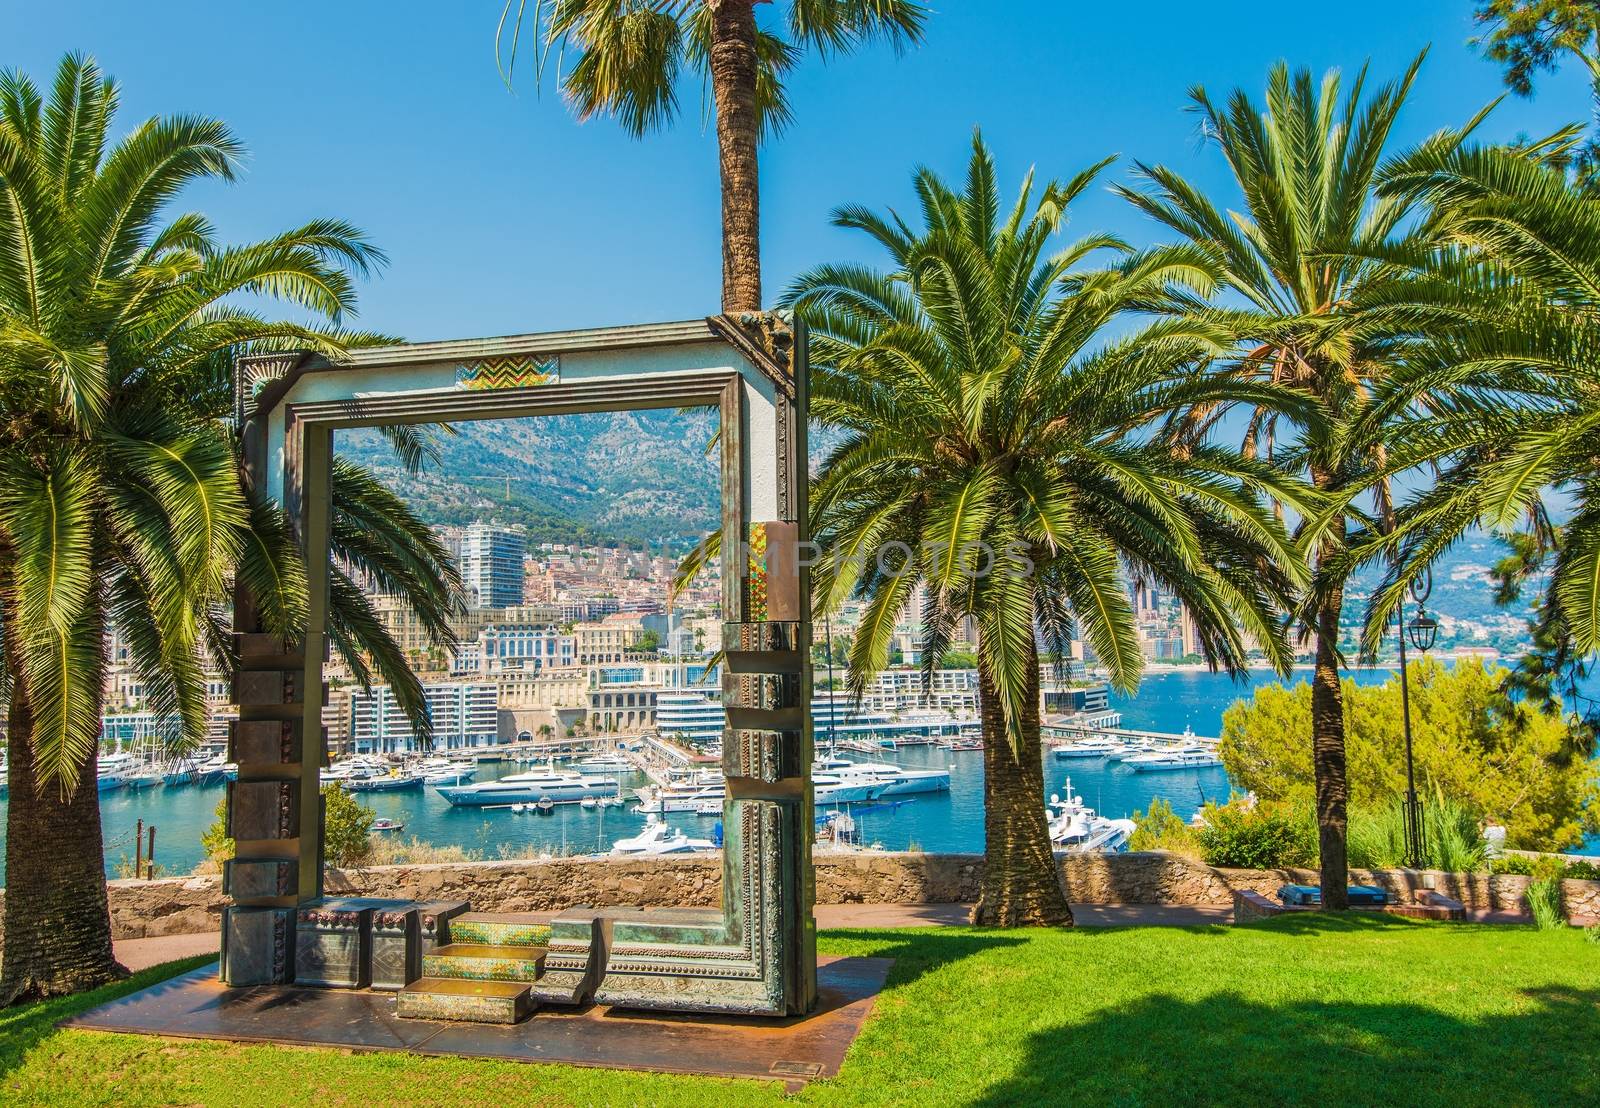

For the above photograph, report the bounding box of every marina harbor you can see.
[0,671,1312,878]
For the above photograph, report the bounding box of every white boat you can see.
[195,751,233,784]
[815,757,950,796]
[437,767,619,806]
[572,755,632,775]
[640,784,726,814]
[1053,738,1126,759]
[162,756,200,787]
[1047,782,1136,853]
[813,773,889,805]
[417,757,476,786]
[612,815,717,855]
[122,768,164,790]
[345,770,423,792]
[1124,746,1223,772]
[580,796,598,810]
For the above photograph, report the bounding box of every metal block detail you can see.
[371,907,422,990]
[226,780,298,841]
[723,672,802,712]
[233,669,302,706]
[529,911,607,1007]
[220,906,294,986]
[228,718,302,765]
[416,900,472,951]
[293,899,375,988]
[724,728,805,782]
[223,857,297,900]
[722,620,802,655]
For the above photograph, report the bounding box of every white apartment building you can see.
[348,681,499,753]
[458,523,527,609]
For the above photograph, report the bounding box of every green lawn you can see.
[3,917,1596,1106]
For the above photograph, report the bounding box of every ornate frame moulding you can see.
[226,314,817,1016]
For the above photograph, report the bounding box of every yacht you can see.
[162,756,200,787]
[345,769,422,792]
[195,751,234,785]
[815,757,950,796]
[813,773,891,805]
[1053,738,1127,759]
[1047,783,1136,853]
[571,755,632,775]
[416,757,476,786]
[96,750,141,791]
[1124,746,1223,772]
[436,766,619,806]
[612,815,716,855]
[638,782,726,815]
[122,766,164,790]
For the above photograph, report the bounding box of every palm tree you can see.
[0,55,457,1002]
[1353,141,1600,713]
[497,0,928,311]
[785,135,1307,926]
[1114,55,1487,908]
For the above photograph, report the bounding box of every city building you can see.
[347,681,500,753]
[458,523,527,609]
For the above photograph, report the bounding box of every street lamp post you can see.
[1395,568,1438,869]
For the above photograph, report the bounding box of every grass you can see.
[3,918,1597,1105]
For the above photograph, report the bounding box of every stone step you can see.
[447,912,553,948]
[423,942,547,982]
[396,977,533,1024]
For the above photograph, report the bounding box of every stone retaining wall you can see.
[2,850,1590,941]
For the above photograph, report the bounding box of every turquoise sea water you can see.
[4,663,1588,880]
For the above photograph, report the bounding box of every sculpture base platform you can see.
[63,955,891,1088]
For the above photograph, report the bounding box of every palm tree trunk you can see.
[1310,553,1350,911]
[707,0,762,313]
[0,617,122,1004]
[972,646,1073,927]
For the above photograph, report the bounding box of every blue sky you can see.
[9,1,1594,341]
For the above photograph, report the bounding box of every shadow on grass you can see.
[0,955,216,1080]
[971,974,1600,1105]
[820,927,1029,990]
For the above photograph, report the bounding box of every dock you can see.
[1043,720,1221,749]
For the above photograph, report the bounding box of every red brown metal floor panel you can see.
[62,955,892,1086]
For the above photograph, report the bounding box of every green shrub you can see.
[1585,925,1600,945]
[200,783,374,868]
[1526,855,1568,930]
[1490,854,1600,880]
[1194,800,1317,869]
[1129,797,1201,857]
[322,783,375,867]
[1527,877,1566,930]
[201,796,233,864]
[1347,793,1487,872]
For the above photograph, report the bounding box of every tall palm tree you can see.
[497,0,928,311]
[1115,55,1488,908]
[1354,141,1600,716]
[785,136,1307,926]
[0,55,458,1002]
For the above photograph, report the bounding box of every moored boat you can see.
[612,815,716,855]
[435,767,619,806]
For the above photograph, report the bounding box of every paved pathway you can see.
[111,903,1236,971]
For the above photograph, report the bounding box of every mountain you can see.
[337,410,721,548]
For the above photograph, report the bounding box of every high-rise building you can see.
[459,523,526,609]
